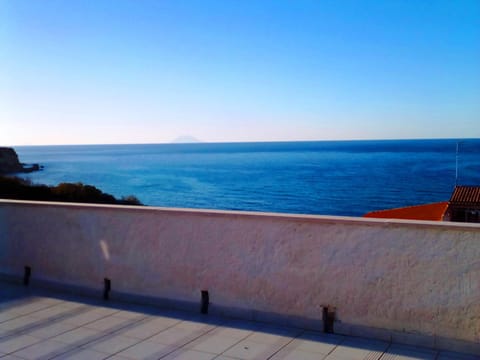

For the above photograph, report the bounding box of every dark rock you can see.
[0,147,42,174]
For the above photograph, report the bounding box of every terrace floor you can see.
[0,282,475,360]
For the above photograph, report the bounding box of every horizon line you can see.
[7,137,480,147]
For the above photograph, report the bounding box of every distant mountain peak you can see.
[172,135,201,143]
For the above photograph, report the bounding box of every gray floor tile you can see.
[7,302,54,316]
[51,327,104,345]
[116,340,170,359]
[383,344,438,360]
[325,356,367,360]
[327,337,388,360]
[246,331,295,345]
[175,320,214,332]
[148,326,205,346]
[84,315,134,332]
[27,322,78,339]
[0,312,22,324]
[52,348,111,359]
[56,301,91,311]
[0,316,40,333]
[210,325,255,340]
[146,316,182,328]
[257,324,303,337]
[36,298,64,306]
[294,332,343,354]
[271,332,343,359]
[121,317,180,340]
[223,339,283,359]
[113,310,146,320]
[121,323,169,340]
[28,305,75,320]
[341,337,390,351]
[0,334,41,354]
[162,349,217,360]
[271,348,329,360]
[85,334,140,355]
[326,349,384,360]
[60,311,113,327]
[188,334,243,354]
[11,339,72,360]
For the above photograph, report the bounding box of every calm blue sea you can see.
[14,139,480,217]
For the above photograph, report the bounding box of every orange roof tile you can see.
[363,202,449,221]
[449,186,480,206]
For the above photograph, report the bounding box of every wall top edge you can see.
[1,199,479,231]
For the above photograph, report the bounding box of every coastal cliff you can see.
[0,147,142,205]
[0,147,41,174]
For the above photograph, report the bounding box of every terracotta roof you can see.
[449,186,480,206]
[363,202,449,221]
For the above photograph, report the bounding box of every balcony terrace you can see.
[1,282,476,360]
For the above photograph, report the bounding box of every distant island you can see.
[0,147,142,206]
[172,135,202,143]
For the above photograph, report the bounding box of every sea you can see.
[14,139,480,217]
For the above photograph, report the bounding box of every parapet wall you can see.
[0,200,479,353]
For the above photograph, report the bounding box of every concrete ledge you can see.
[1,198,480,231]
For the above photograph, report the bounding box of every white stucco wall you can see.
[0,200,479,352]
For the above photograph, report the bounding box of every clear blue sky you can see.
[1,0,479,145]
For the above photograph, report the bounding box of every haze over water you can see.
[15,139,480,217]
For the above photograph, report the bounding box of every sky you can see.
[1,0,479,145]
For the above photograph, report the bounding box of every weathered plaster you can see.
[0,200,479,352]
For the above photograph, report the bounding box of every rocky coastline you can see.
[0,147,43,174]
[0,147,142,206]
